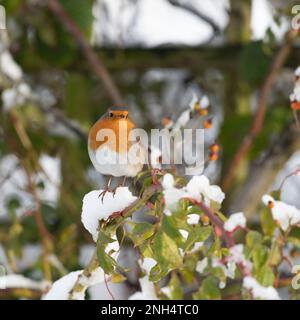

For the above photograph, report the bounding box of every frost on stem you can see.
[262,194,300,231]
[224,212,246,232]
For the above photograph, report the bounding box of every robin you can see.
[88,107,146,201]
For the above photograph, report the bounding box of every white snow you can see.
[43,271,83,300]
[189,93,199,110]
[200,95,210,109]
[179,229,189,240]
[212,244,252,281]
[162,173,175,189]
[0,154,61,219]
[0,51,23,81]
[251,0,289,41]
[160,286,172,298]
[212,257,236,280]
[243,276,281,300]
[262,195,300,231]
[162,173,225,216]
[196,257,208,273]
[149,145,162,169]
[0,274,48,291]
[140,257,157,275]
[81,187,137,241]
[43,266,108,300]
[128,257,158,300]
[224,212,246,232]
[295,66,300,78]
[36,155,61,206]
[2,82,32,111]
[173,109,191,130]
[128,275,158,300]
[290,79,300,102]
[187,213,200,225]
[189,94,210,111]
[228,244,252,274]
[163,186,186,216]
[105,237,120,261]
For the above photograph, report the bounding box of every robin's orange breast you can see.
[89,117,136,154]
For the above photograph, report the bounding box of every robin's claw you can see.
[98,189,109,203]
[112,187,118,197]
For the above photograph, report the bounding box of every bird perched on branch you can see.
[88,107,146,201]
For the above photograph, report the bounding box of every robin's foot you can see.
[151,168,163,185]
[98,188,110,203]
[111,185,122,197]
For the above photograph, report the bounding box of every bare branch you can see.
[167,0,221,35]
[46,0,124,105]
[229,122,300,217]
[222,29,299,192]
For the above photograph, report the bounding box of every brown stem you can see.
[186,198,235,248]
[46,0,124,105]
[8,109,54,281]
[222,29,299,192]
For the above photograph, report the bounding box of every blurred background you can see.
[0,0,300,299]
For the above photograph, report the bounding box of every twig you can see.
[222,29,299,192]
[167,0,220,35]
[104,274,115,300]
[186,198,235,248]
[278,167,300,191]
[46,106,87,141]
[46,0,124,105]
[229,121,300,217]
[292,109,300,131]
[8,109,54,281]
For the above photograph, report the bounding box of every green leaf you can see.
[97,230,115,247]
[246,231,263,249]
[162,216,185,246]
[96,230,117,274]
[162,273,183,300]
[287,236,300,249]
[260,207,276,236]
[256,265,275,287]
[129,222,155,246]
[207,237,221,257]
[97,249,116,274]
[184,226,211,252]
[111,273,126,283]
[149,264,169,282]
[268,242,281,266]
[152,231,182,270]
[193,277,221,300]
[252,245,268,270]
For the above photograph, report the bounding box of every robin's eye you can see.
[109,112,114,118]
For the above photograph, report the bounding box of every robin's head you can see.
[107,107,129,120]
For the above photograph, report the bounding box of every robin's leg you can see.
[99,176,113,203]
[121,176,127,186]
[112,176,127,197]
